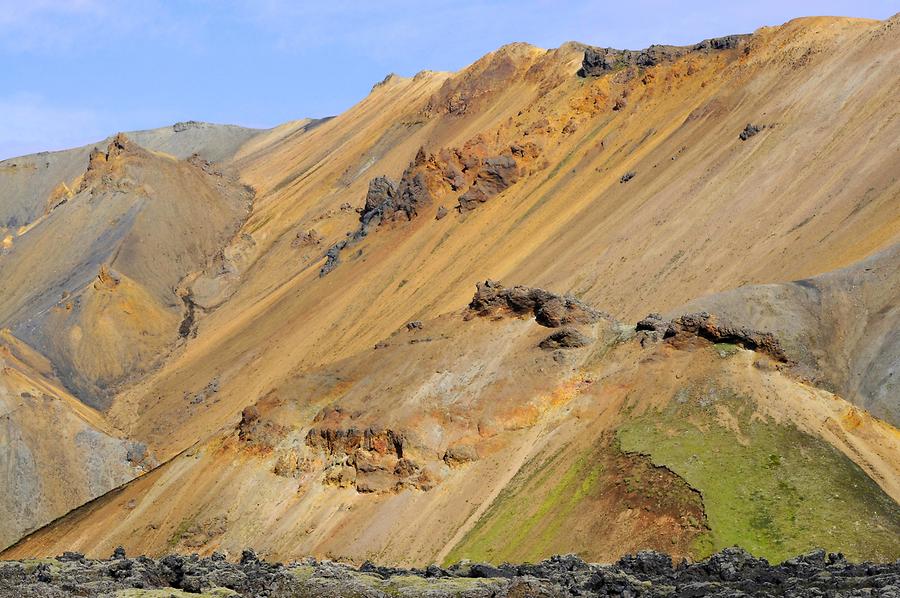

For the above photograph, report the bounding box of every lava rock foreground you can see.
[1,547,899,597]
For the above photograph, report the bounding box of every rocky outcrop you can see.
[2,548,897,597]
[636,312,791,362]
[539,327,593,350]
[457,155,518,211]
[305,427,434,493]
[172,120,203,133]
[579,35,749,77]
[468,280,603,328]
[93,264,120,290]
[290,229,322,248]
[321,144,520,276]
[443,445,479,467]
[740,123,764,140]
[237,405,287,450]
[579,45,689,76]
[360,175,399,225]
[77,133,138,193]
[693,34,750,51]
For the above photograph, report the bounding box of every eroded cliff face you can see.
[1,14,900,564]
[0,331,150,550]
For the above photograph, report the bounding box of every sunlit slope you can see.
[2,14,900,564]
[6,284,899,564]
[107,16,899,461]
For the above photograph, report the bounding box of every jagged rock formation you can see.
[322,144,521,275]
[1,548,898,598]
[457,155,518,211]
[578,34,749,77]
[636,312,791,363]
[740,123,764,140]
[580,45,690,76]
[468,280,604,327]
[305,427,433,493]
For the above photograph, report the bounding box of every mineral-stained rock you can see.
[77,133,139,193]
[322,142,525,274]
[443,444,479,466]
[539,327,593,350]
[304,427,433,493]
[457,155,518,211]
[468,280,603,328]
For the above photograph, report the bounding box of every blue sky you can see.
[0,1,896,159]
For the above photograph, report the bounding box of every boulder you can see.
[443,445,479,466]
[469,280,603,328]
[740,123,764,140]
[539,328,593,350]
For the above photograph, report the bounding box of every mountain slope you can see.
[677,242,900,425]
[1,14,899,562]
[0,134,252,408]
[0,331,148,549]
[102,15,899,465]
[5,280,899,563]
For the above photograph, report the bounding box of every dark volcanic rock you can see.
[539,328,593,350]
[740,123,764,140]
[579,35,748,78]
[360,175,400,226]
[693,34,750,51]
[636,312,675,336]
[2,549,897,597]
[579,45,688,77]
[637,311,792,362]
[468,280,604,328]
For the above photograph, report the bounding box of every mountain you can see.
[1,14,898,564]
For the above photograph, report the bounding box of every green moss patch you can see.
[617,383,900,562]
[444,436,705,565]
